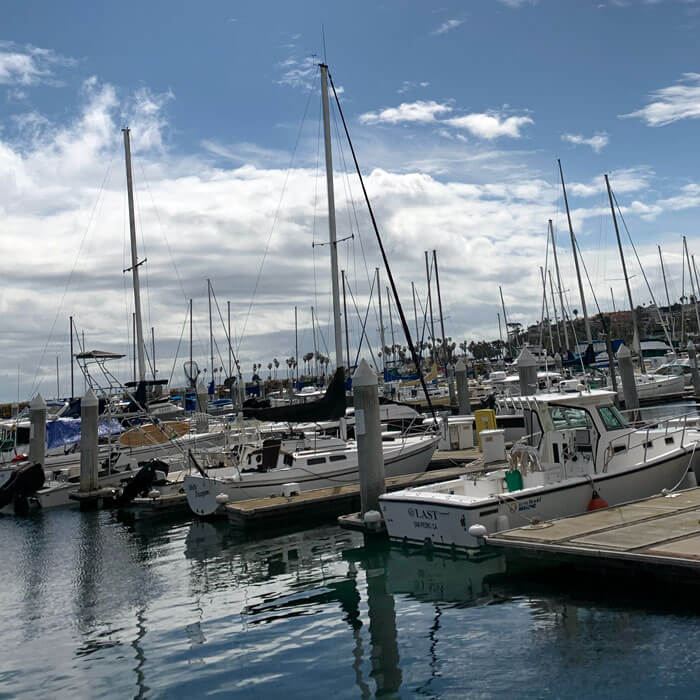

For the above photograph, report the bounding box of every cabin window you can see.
[597,406,629,431]
[307,457,326,465]
[550,405,594,431]
[329,454,346,462]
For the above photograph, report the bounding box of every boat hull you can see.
[380,450,695,549]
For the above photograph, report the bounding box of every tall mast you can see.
[376,267,386,366]
[548,270,562,352]
[411,282,419,342]
[683,236,700,334]
[151,327,156,381]
[311,306,318,381]
[387,286,396,365]
[69,316,74,399]
[605,173,643,370]
[499,286,511,356]
[425,251,436,351]
[189,298,193,383]
[207,279,214,383]
[342,270,351,371]
[433,249,449,367]
[122,127,146,382]
[132,312,136,383]
[227,301,232,380]
[319,63,344,370]
[558,159,592,345]
[658,245,674,342]
[497,312,503,357]
[549,219,570,352]
[294,306,299,384]
[681,239,686,346]
[540,266,554,354]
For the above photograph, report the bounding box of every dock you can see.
[225,465,481,529]
[487,487,700,583]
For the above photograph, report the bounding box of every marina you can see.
[5,2,700,697]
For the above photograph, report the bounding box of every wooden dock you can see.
[487,487,700,582]
[225,465,479,529]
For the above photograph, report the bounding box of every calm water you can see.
[2,510,700,699]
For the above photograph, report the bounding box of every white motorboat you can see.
[183,431,440,517]
[609,372,685,401]
[380,389,699,549]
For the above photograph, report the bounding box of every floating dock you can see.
[225,465,484,529]
[487,487,700,582]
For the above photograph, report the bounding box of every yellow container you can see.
[474,409,497,449]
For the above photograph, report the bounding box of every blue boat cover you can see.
[45,418,123,450]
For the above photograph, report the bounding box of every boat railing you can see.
[603,412,693,472]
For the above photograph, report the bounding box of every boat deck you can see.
[487,486,700,579]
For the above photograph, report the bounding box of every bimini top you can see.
[75,350,126,360]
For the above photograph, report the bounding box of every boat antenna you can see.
[327,69,437,422]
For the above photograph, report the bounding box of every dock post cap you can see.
[352,358,377,387]
[517,347,537,367]
[616,344,631,359]
[29,393,46,409]
[82,388,98,407]
[455,358,466,372]
[363,509,382,523]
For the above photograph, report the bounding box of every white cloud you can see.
[431,18,464,35]
[359,100,453,125]
[561,131,609,153]
[0,42,76,87]
[567,167,653,197]
[397,80,430,94]
[446,112,533,139]
[622,72,700,126]
[276,55,317,90]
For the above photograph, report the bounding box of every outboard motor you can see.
[117,458,170,506]
[0,462,45,515]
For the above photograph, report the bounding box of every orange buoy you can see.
[587,489,608,511]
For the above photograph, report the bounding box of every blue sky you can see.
[2,0,700,400]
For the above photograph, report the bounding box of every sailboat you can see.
[182,63,439,517]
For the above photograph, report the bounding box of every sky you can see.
[2,0,700,401]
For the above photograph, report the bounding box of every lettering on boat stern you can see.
[187,482,210,498]
[407,506,448,531]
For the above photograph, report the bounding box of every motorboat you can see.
[380,389,699,549]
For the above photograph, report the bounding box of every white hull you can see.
[381,451,695,549]
[184,436,439,517]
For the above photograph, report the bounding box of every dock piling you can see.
[455,359,471,414]
[79,389,99,493]
[616,344,639,411]
[687,341,700,398]
[517,347,538,396]
[554,352,563,371]
[28,394,47,466]
[352,358,385,518]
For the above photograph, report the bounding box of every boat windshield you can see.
[549,405,594,431]
[597,405,629,430]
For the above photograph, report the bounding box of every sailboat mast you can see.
[549,219,570,352]
[319,63,344,371]
[69,316,74,399]
[122,127,146,383]
[227,301,232,380]
[311,306,318,381]
[376,268,386,366]
[683,236,700,334]
[548,270,562,352]
[540,266,554,354]
[207,279,214,384]
[189,298,193,381]
[433,249,449,367]
[425,251,436,349]
[151,327,156,381]
[658,245,674,342]
[342,270,351,371]
[499,286,511,356]
[387,286,396,365]
[558,160,592,345]
[412,282,419,342]
[294,306,299,384]
[605,173,643,370]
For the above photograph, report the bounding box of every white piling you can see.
[455,359,471,415]
[353,358,385,516]
[447,364,456,407]
[688,341,700,398]
[554,352,563,370]
[29,394,47,465]
[196,381,209,414]
[616,344,639,411]
[79,388,99,492]
[517,347,538,397]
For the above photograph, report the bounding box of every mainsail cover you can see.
[242,368,346,422]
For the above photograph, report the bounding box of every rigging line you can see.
[168,303,189,385]
[236,80,316,357]
[347,274,380,368]
[30,154,116,396]
[136,161,207,358]
[611,190,674,348]
[328,70,437,422]
[132,165,153,348]
[210,283,242,375]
